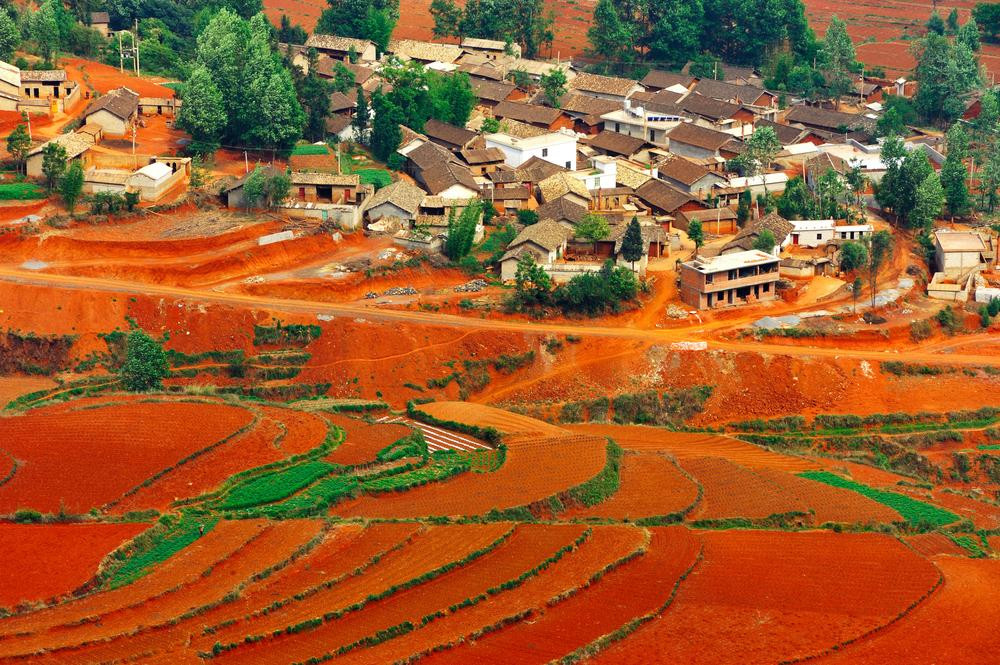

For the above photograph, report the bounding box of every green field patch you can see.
[291,144,331,155]
[979,444,1000,451]
[361,451,471,494]
[109,515,218,588]
[0,182,46,200]
[799,471,959,526]
[217,460,335,510]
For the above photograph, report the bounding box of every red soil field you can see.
[904,532,969,558]
[62,522,423,664]
[62,58,176,98]
[593,530,941,664]
[0,520,324,659]
[322,412,412,465]
[419,526,700,665]
[216,524,588,665]
[0,401,253,513]
[753,467,902,524]
[196,523,511,653]
[928,489,1000,530]
[682,457,810,521]
[0,519,267,639]
[820,557,1000,664]
[420,401,568,438]
[333,525,646,665]
[567,424,819,472]
[0,523,147,608]
[0,377,56,409]
[334,433,606,518]
[563,452,699,520]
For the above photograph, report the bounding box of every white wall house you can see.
[601,103,686,147]
[786,220,835,248]
[834,224,873,241]
[485,130,578,170]
[575,156,618,190]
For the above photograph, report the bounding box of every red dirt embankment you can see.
[62,58,176,97]
[0,400,253,513]
[0,522,147,608]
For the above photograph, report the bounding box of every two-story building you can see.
[680,250,781,309]
[485,130,577,170]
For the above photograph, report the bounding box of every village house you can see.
[680,250,781,309]
[485,187,535,215]
[89,11,110,37]
[666,122,743,160]
[783,105,873,137]
[290,172,366,206]
[305,34,377,63]
[656,154,727,198]
[26,132,93,178]
[537,172,591,207]
[785,219,836,248]
[804,152,851,191]
[19,70,80,111]
[485,130,577,170]
[325,115,354,142]
[138,96,179,117]
[83,87,139,135]
[459,147,506,175]
[675,207,740,235]
[679,93,754,134]
[569,72,644,103]
[127,159,190,201]
[389,39,463,65]
[492,100,573,132]
[509,58,574,82]
[500,219,570,281]
[722,213,794,255]
[362,179,426,228]
[461,37,520,59]
[416,160,480,198]
[934,230,991,277]
[690,79,777,119]
[471,79,519,109]
[639,70,696,93]
[634,179,705,223]
[756,118,810,146]
[600,100,687,147]
[586,130,649,160]
[536,197,588,229]
[423,118,479,152]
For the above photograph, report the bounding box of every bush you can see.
[516,209,538,225]
[12,508,43,523]
[936,306,960,335]
[120,329,168,392]
[910,319,933,342]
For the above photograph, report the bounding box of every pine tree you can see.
[353,90,369,143]
[926,11,945,36]
[621,217,644,270]
[941,123,971,220]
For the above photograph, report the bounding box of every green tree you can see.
[687,219,704,250]
[430,0,462,38]
[958,17,981,52]
[540,68,567,108]
[577,213,610,252]
[946,8,960,35]
[926,10,945,36]
[429,72,475,126]
[736,188,752,225]
[912,33,981,125]
[297,60,334,142]
[973,3,1000,40]
[587,0,633,74]
[875,107,906,138]
[777,176,817,219]
[645,0,704,70]
[242,166,266,210]
[5,123,30,176]
[513,252,551,307]
[865,230,892,309]
[445,201,483,260]
[517,209,538,225]
[363,6,395,55]
[941,123,971,219]
[852,276,863,313]
[59,159,83,212]
[176,65,227,155]
[120,329,168,392]
[845,164,868,207]
[689,53,723,80]
[41,142,67,191]
[752,228,775,253]
[839,241,868,272]
[734,127,781,190]
[816,167,846,218]
[370,92,403,163]
[481,117,500,133]
[353,89,369,143]
[621,216,644,270]
[265,171,291,207]
[31,0,61,63]
[822,16,857,106]
[317,0,400,45]
[911,171,945,232]
[0,8,19,61]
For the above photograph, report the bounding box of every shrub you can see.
[910,319,933,342]
[120,329,168,392]
[936,306,960,335]
[12,508,43,523]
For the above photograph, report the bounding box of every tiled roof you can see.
[493,100,563,126]
[640,70,695,90]
[90,11,109,23]
[805,152,851,179]
[657,154,714,187]
[419,160,479,195]
[515,156,567,183]
[328,90,357,113]
[325,114,352,134]
[667,122,733,152]
[461,37,508,51]
[536,198,588,225]
[306,34,373,54]
[363,179,425,214]
[459,147,506,165]
[423,118,477,148]
[28,132,93,158]
[290,172,359,186]
[692,79,771,106]
[84,87,139,121]
[635,179,695,213]
[570,72,641,98]
[19,70,66,82]
[784,105,873,132]
[538,92,619,117]
[389,39,463,64]
[616,160,654,190]
[755,118,806,145]
[679,93,743,121]
[587,130,646,157]
[722,213,792,252]
[507,219,570,252]
[471,78,516,102]
[537,172,590,203]
[405,140,456,171]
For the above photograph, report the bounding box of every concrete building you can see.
[786,220,835,248]
[680,250,781,309]
[600,102,687,147]
[934,230,990,276]
[485,130,577,170]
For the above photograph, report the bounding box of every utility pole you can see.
[118,31,124,73]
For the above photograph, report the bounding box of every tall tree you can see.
[621,216,644,270]
[370,91,403,162]
[865,230,892,309]
[645,0,704,70]
[926,10,945,36]
[120,329,168,392]
[912,33,981,124]
[973,2,1000,40]
[823,16,857,101]
[5,123,30,176]
[316,0,399,44]
[31,0,61,63]
[353,89,369,143]
[430,0,462,38]
[688,219,704,250]
[734,127,781,189]
[957,17,981,52]
[577,213,610,253]
[242,166,266,210]
[911,171,945,232]
[60,160,84,213]
[429,71,475,126]
[941,123,971,219]
[587,0,633,73]
[176,65,227,155]
[539,68,567,108]
[0,8,19,60]
[946,8,960,35]
[41,142,67,191]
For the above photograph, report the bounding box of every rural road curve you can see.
[1,266,999,367]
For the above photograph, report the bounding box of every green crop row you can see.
[800,471,958,527]
[109,514,218,588]
[217,461,335,510]
[567,440,622,507]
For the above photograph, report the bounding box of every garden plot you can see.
[376,415,492,452]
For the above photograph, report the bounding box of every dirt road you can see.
[1,267,997,367]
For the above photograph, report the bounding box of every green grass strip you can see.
[799,471,959,526]
[110,515,219,588]
[217,460,335,510]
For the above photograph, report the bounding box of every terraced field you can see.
[0,396,990,663]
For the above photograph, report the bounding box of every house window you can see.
[649,129,655,141]
[615,122,621,132]
[542,148,548,157]
[816,233,822,240]
[566,161,572,169]
[705,273,713,284]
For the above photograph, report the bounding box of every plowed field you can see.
[593,530,941,664]
[420,401,568,438]
[0,402,253,513]
[334,434,607,517]
[322,412,412,465]
[563,452,699,520]
[905,533,969,558]
[0,523,147,608]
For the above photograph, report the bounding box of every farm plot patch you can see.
[800,471,959,526]
[0,401,253,513]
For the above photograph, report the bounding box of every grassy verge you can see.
[567,440,623,507]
